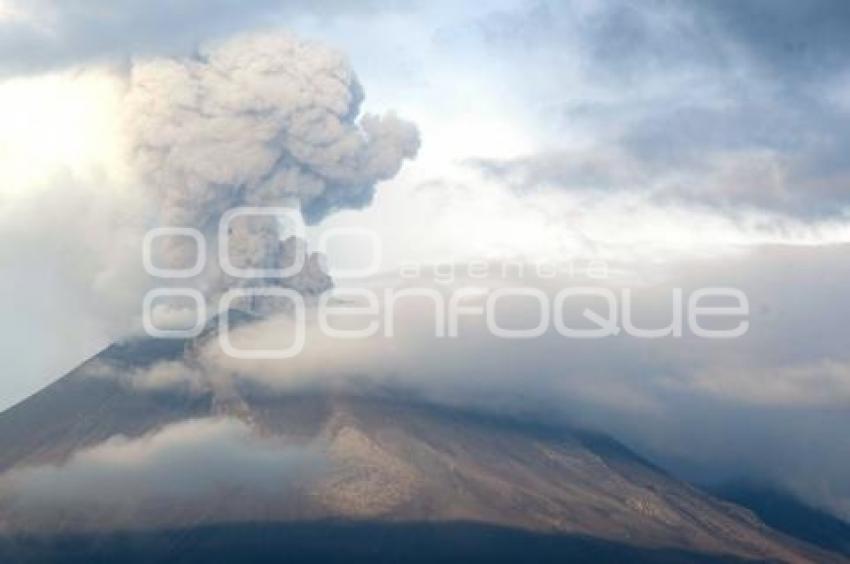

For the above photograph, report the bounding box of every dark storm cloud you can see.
[485,0,850,81]
[573,0,850,82]
[0,0,409,75]
[0,0,277,73]
[699,0,850,80]
[460,0,850,215]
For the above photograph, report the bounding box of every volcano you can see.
[0,325,842,563]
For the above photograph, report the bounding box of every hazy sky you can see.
[1,0,850,517]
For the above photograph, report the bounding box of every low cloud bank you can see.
[182,243,850,520]
[0,417,323,531]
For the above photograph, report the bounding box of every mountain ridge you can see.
[0,331,843,563]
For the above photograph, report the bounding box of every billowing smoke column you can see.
[125,31,419,311]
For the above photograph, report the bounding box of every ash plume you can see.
[124,31,419,310]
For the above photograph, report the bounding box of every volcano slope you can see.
[0,330,841,563]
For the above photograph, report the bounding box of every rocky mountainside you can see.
[0,331,842,563]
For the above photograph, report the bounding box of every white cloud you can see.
[0,417,322,530]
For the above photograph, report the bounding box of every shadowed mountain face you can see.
[0,332,843,563]
[713,483,850,558]
[0,522,763,564]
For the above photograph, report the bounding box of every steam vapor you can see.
[124,31,419,310]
